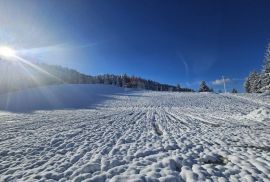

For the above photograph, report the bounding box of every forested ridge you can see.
[0,60,193,94]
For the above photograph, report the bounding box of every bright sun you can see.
[0,46,16,59]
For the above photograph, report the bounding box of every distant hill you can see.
[0,59,193,94]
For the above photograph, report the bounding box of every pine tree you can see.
[252,71,261,93]
[260,43,270,91]
[244,75,251,93]
[245,71,260,93]
[199,81,210,92]
[232,88,238,93]
[176,84,181,91]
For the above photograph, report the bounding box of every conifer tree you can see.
[261,43,270,91]
[232,88,238,93]
[199,81,210,92]
[245,71,260,93]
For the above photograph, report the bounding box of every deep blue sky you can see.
[1,0,270,91]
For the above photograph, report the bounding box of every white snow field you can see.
[0,84,270,182]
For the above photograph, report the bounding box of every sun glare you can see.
[0,46,16,59]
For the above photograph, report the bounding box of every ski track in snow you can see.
[0,87,270,182]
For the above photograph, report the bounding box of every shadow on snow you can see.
[0,84,134,113]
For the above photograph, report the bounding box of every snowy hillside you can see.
[0,84,270,181]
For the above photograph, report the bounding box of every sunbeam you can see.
[0,46,16,59]
[12,55,62,83]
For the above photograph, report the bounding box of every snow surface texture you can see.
[0,84,270,182]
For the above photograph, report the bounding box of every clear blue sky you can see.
[1,0,270,91]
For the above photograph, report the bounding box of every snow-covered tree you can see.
[199,81,210,92]
[244,71,260,93]
[244,77,251,93]
[260,43,270,91]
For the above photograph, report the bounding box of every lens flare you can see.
[0,46,16,58]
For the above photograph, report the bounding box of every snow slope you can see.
[0,85,270,182]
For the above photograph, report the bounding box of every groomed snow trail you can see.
[0,86,270,182]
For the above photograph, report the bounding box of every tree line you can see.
[37,63,193,92]
[0,61,193,94]
[244,43,270,93]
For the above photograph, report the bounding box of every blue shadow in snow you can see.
[0,84,134,113]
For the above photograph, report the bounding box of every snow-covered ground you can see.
[0,84,270,182]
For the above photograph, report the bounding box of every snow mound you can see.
[245,107,270,122]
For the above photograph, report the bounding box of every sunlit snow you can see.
[0,84,269,181]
